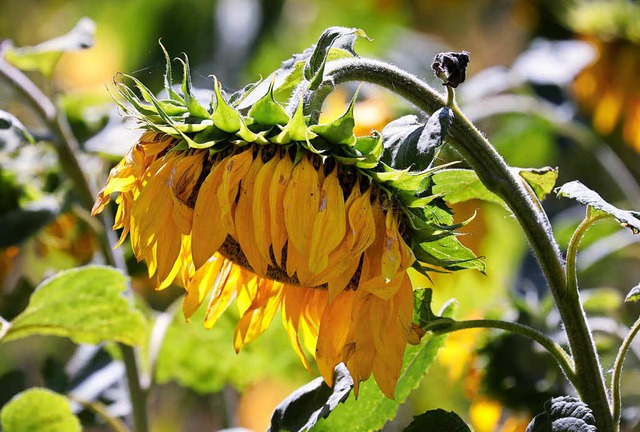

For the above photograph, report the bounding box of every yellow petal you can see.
[269,154,294,266]
[316,290,354,385]
[308,170,346,274]
[219,149,254,237]
[283,156,319,258]
[235,154,269,276]
[381,210,401,280]
[281,284,313,371]
[203,261,239,328]
[234,279,284,352]
[252,154,279,266]
[191,161,227,269]
[182,253,224,319]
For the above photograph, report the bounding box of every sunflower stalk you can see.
[0,55,148,432]
[311,56,614,430]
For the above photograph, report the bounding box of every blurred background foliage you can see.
[1,0,640,431]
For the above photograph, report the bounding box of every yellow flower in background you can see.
[92,44,481,398]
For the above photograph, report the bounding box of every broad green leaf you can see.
[304,27,368,83]
[2,266,146,345]
[527,396,596,432]
[415,235,486,273]
[403,409,471,432]
[519,167,558,201]
[312,302,457,431]
[0,388,81,432]
[3,18,95,76]
[270,364,353,432]
[0,110,35,148]
[0,199,59,248]
[625,283,640,303]
[156,304,304,394]
[432,169,506,208]
[556,181,640,234]
[386,108,453,171]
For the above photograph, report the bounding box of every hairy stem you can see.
[434,319,576,384]
[0,56,147,432]
[611,316,640,430]
[314,57,613,430]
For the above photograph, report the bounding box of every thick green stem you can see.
[434,319,576,384]
[314,58,614,430]
[611,316,640,430]
[0,56,147,432]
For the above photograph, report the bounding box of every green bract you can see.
[112,27,484,276]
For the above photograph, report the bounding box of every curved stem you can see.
[611,316,640,429]
[434,319,576,384]
[0,57,147,432]
[313,57,613,430]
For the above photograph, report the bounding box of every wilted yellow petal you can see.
[381,210,401,280]
[309,171,346,274]
[269,154,293,266]
[192,161,227,269]
[316,290,354,385]
[219,149,254,237]
[252,154,279,266]
[235,154,269,276]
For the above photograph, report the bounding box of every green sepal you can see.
[273,101,316,144]
[309,89,358,146]
[212,78,243,133]
[178,56,210,119]
[116,73,187,118]
[304,27,369,83]
[248,79,290,126]
[160,41,184,103]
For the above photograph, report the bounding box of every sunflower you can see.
[92,42,480,398]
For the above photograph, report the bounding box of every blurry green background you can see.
[1,0,640,431]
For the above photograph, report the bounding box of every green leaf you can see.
[526,396,596,432]
[625,283,640,303]
[304,27,368,83]
[270,364,353,432]
[3,18,95,76]
[248,79,290,126]
[384,108,453,171]
[415,235,486,273]
[312,302,457,432]
[581,287,623,313]
[0,388,81,432]
[519,167,558,201]
[556,180,640,234]
[403,409,471,432]
[0,110,35,148]
[432,169,506,208]
[2,266,146,345]
[0,199,59,248]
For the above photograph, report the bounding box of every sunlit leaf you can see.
[625,283,640,303]
[2,266,146,346]
[432,169,506,208]
[0,388,81,432]
[384,108,453,171]
[556,181,640,234]
[3,18,95,76]
[270,364,353,432]
[519,167,558,201]
[403,409,471,432]
[526,396,596,432]
[312,302,457,431]
[415,235,486,273]
[304,26,368,86]
[413,289,454,332]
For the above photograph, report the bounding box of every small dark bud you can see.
[432,51,470,88]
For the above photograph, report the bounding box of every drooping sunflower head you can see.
[92,33,482,399]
